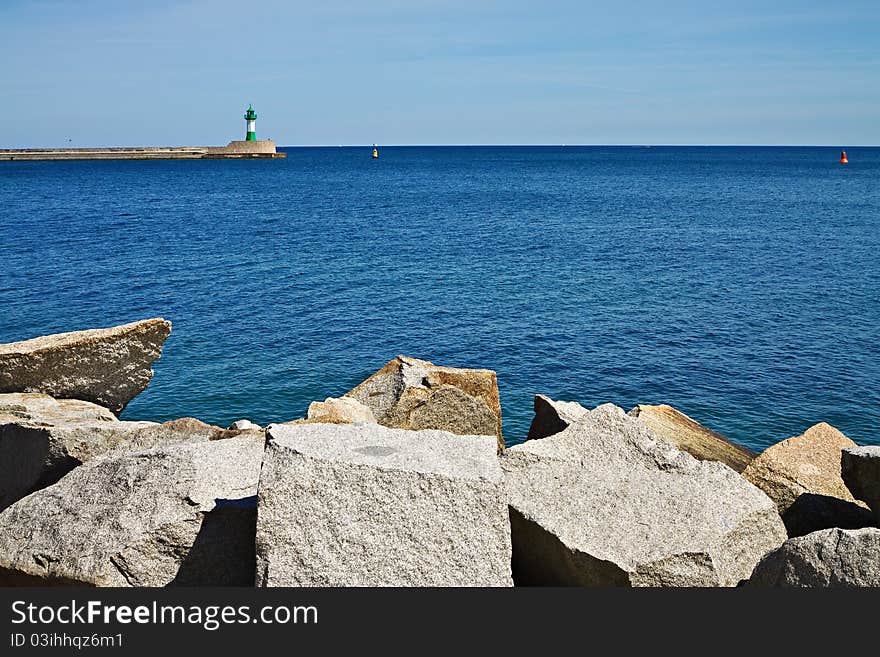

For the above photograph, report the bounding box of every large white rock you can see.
[256,423,512,586]
[504,402,787,586]
[0,435,264,586]
[0,318,171,414]
[749,527,880,587]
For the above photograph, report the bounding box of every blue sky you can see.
[1,0,877,146]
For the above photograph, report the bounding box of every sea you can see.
[1,146,878,451]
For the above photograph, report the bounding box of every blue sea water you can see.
[1,146,878,451]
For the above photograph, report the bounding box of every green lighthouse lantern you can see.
[244,105,258,141]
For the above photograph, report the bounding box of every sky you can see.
[1,0,878,147]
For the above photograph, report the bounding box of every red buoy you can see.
[840,150,848,164]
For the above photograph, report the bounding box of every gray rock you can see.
[842,446,880,523]
[345,355,504,451]
[1,393,153,511]
[530,396,756,473]
[749,527,880,587]
[0,393,250,512]
[0,434,264,586]
[505,402,787,586]
[0,318,171,414]
[526,394,590,439]
[256,422,512,586]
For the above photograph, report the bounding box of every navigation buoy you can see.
[372,145,379,159]
[840,150,848,164]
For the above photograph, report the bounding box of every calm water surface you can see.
[1,146,878,450]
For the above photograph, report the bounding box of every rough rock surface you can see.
[344,355,504,451]
[0,318,172,414]
[296,396,376,425]
[256,422,512,586]
[0,393,253,512]
[1,393,152,511]
[0,435,264,586]
[842,446,880,523]
[628,404,755,473]
[742,423,872,537]
[131,417,259,444]
[749,527,880,587]
[504,402,786,586]
[527,394,590,440]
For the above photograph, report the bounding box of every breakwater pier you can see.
[0,141,285,161]
[0,105,286,161]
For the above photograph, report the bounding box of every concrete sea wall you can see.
[0,140,285,161]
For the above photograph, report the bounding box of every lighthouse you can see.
[244,105,257,141]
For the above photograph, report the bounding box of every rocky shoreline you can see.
[0,318,877,587]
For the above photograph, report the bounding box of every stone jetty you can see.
[0,319,878,587]
[0,141,285,161]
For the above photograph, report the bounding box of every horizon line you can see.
[4,142,873,150]
[279,143,875,148]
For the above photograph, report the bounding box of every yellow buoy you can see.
[372,146,378,159]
